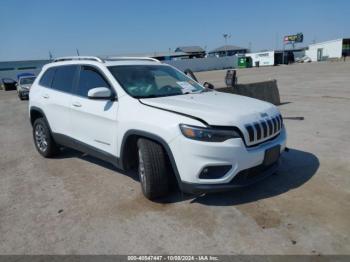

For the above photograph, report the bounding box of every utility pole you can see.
[76,49,80,56]
[223,34,231,56]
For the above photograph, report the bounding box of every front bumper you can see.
[180,161,280,194]
[19,90,29,97]
[169,127,287,191]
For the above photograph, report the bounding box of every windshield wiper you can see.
[134,95,158,99]
[135,93,182,99]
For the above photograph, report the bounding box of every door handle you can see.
[42,94,49,99]
[72,102,82,107]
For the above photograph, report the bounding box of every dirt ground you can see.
[0,61,349,254]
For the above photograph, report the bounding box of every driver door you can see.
[70,65,118,156]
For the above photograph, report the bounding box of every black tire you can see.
[137,138,169,200]
[19,92,24,100]
[33,118,59,158]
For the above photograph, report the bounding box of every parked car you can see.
[296,56,312,63]
[17,75,36,100]
[2,78,17,91]
[29,56,287,200]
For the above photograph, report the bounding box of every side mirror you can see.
[88,87,112,99]
[203,82,215,89]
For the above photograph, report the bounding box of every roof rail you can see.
[53,56,104,63]
[105,57,160,63]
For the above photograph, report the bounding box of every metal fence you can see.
[165,56,238,72]
[0,56,238,82]
[0,60,49,80]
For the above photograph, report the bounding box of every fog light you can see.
[199,165,232,179]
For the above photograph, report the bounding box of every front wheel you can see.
[33,118,59,157]
[18,92,24,100]
[137,138,170,200]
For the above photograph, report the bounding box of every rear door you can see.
[40,65,78,135]
[70,65,118,155]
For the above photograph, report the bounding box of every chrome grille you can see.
[245,114,283,145]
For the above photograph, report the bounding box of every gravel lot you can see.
[0,61,349,254]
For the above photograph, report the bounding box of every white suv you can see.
[29,56,287,200]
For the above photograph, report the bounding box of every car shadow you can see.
[54,147,319,206]
[54,147,140,182]
[157,148,319,205]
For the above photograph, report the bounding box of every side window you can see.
[39,67,55,87]
[51,65,78,93]
[76,66,110,97]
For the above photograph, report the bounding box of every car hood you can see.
[19,84,31,89]
[140,91,280,126]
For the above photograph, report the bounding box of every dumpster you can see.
[238,57,252,68]
[238,57,247,68]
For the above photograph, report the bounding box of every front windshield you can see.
[19,77,35,85]
[108,65,204,98]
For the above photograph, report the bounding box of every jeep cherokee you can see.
[29,56,287,200]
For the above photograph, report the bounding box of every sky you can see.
[0,0,349,61]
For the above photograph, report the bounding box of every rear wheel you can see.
[137,138,170,200]
[33,118,59,157]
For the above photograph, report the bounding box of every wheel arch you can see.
[29,107,53,133]
[30,107,44,124]
[120,130,182,188]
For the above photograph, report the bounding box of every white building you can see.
[245,51,274,67]
[305,38,350,62]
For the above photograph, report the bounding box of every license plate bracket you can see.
[263,145,281,166]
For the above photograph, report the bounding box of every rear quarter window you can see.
[39,67,55,87]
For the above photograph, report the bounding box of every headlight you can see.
[179,124,240,142]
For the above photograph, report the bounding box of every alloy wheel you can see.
[35,124,48,152]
